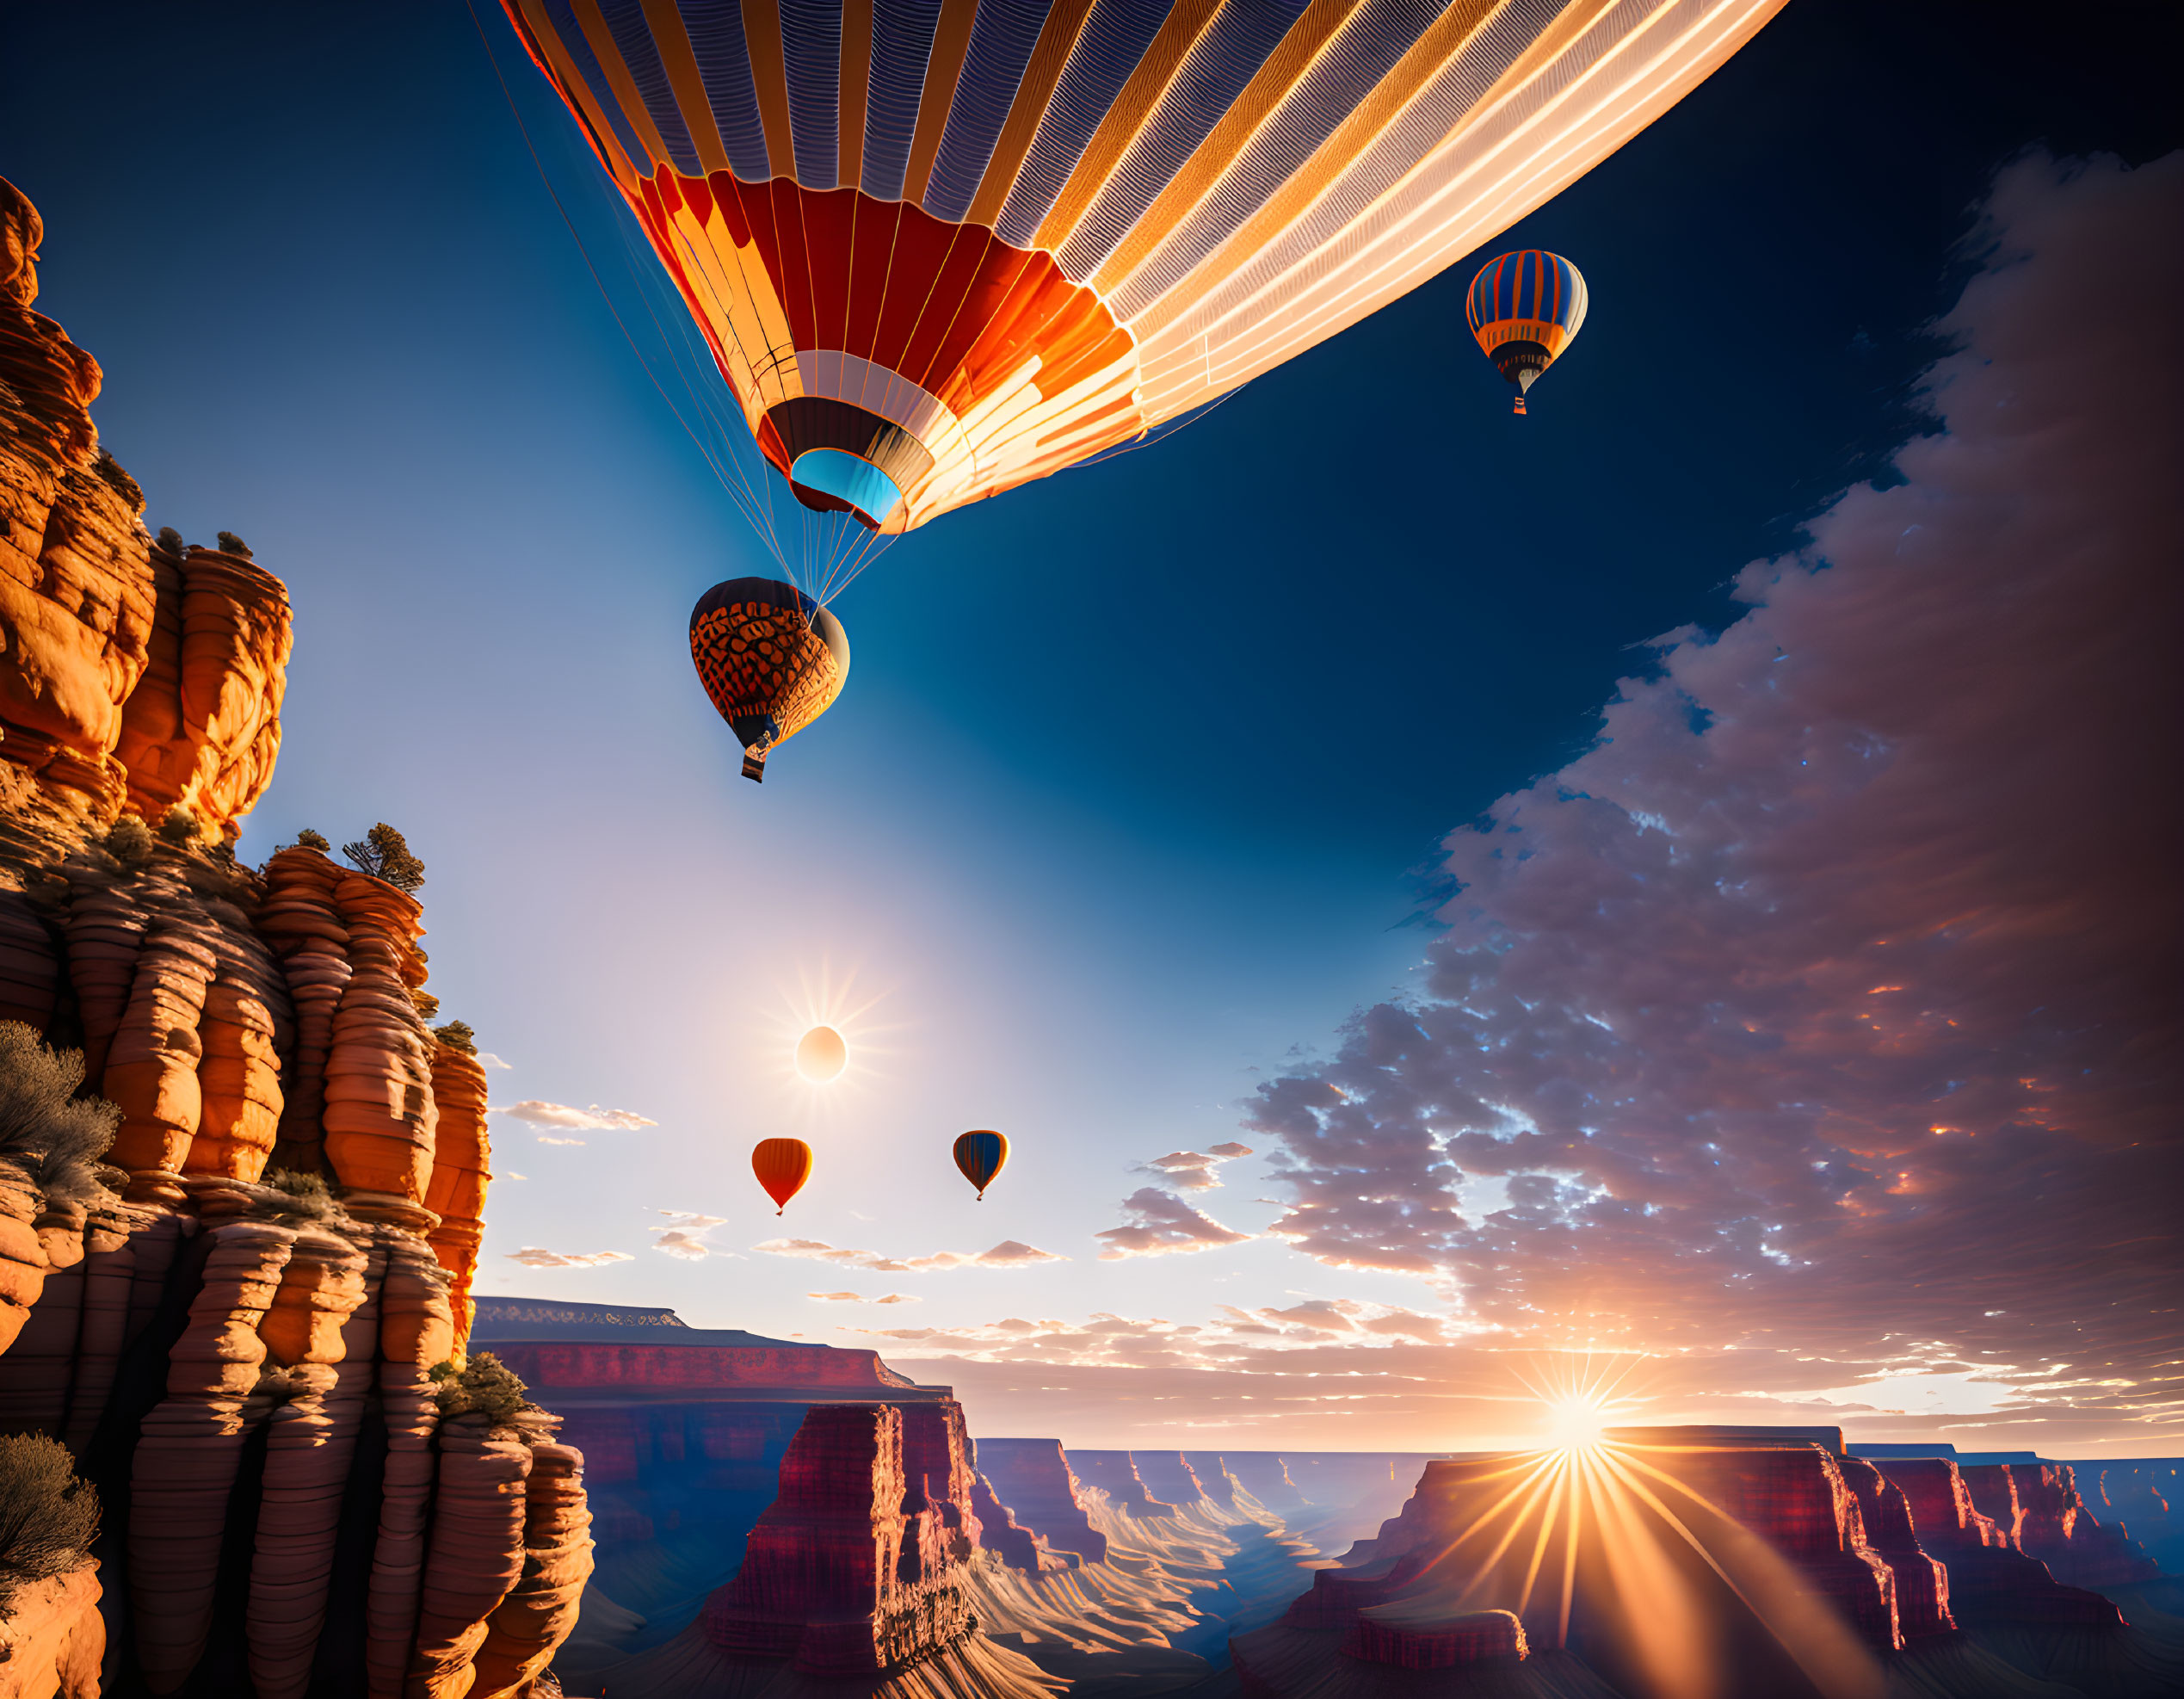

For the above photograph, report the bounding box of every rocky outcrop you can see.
[0,1562,104,1698]
[0,178,277,850]
[1838,1455,1953,1638]
[1225,1454,1308,1514]
[1873,1457,2134,1628]
[967,1472,1074,1573]
[972,1438,1106,1566]
[1186,1454,1239,1507]
[1068,1451,1175,1520]
[0,174,589,1699]
[1131,1453,1206,1511]
[700,1403,978,1673]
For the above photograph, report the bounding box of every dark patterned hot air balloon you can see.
[689,578,849,781]
[498,0,1778,527]
[953,1130,1008,1201]
[1466,250,1589,415]
[752,1137,814,1214]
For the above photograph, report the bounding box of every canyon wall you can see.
[1237,1435,2177,1699]
[974,1439,1106,1565]
[0,175,589,1697]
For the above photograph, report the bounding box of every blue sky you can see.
[4,3,2175,1449]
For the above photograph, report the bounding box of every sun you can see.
[1543,1395,1610,1453]
[795,1024,848,1084]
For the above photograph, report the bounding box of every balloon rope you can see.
[464,0,780,563]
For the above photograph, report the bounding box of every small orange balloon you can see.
[752,1138,813,1215]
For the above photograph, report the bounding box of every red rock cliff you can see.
[698,1403,979,1674]
[0,175,591,1698]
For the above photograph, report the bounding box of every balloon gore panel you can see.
[501,0,1780,525]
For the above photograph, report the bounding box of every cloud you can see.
[1095,1188,1254,1260]
[490,1100,657,1131]
[1235,153,2184,1432]
[535,1135,584,1146]
[651,1210,728,1262]
[1138,1143,1255,1191]
[503,1171,527,1182]
[476,1052,513,1071]
[807,1291,921,1304]
[752,1238,1067,1272]
[504,1247,633,1269]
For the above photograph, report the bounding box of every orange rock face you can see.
[424,1040,490,1346]
[114,543,290,835]
[0,1561,105,1699]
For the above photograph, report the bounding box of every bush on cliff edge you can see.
[430,1352,529,1426]
[0,1435,101,1601]
[0,1022,119,1204]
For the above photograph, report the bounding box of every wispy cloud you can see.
[753,1237,1066,1272]
[490,1100,657,1132]
[1095,1188,1253,1260]
[807,1290,921,1304]
[476,1052,513,1071]
[1233,152,2184,1425]
[1137,1142,1255,1191]
[651,1209,731,1262]
[535,1135,584,1146]
[504,1246,633,1269]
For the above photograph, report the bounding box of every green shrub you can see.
[262,1169,337,1222]
[410,990,440,1022]
[429,1352,529,1426]
[155,525,185,556]
[0,1023,119,1204]
[0,1435,101,1595]
[157,806,201,846]
[433,1020,477,1055]
[342,823,424,893]
[103,814,154,868]
[294,828,330,854]
[214,530,253,559]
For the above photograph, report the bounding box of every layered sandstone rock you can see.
[0,177,282,850]
[114,543,288,836]
[1070,1450,1176,1520]
[969,1471,1076,1572]
[1838,1455,1954,1638]
[1187,1453,1240,1507]
[0,1562,105,1699]
[975,1437,1107,1564]
[1132,1452,1206,1511]
[424,1039,490,1346]
[1225,1454,1310,1515]
[0,174,590,1689]
[1874,1458,2131,1629]
[700,1402,978,1673]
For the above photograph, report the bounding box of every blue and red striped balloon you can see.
[1465,250,1589,414]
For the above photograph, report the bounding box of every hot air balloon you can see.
[1466,250,1589,415]
[498,0,1780,528]
[953,1130,1008,1201]
[690,578,849,780]
[752,1136,813,1214]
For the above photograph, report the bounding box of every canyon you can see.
[4,164,2180,1699]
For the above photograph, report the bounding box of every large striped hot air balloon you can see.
[499,0,1782,531]
[1466,250,1589,415]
